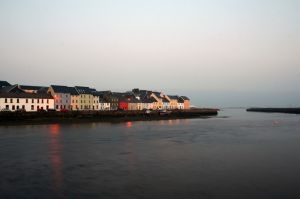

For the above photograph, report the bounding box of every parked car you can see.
[16,108,26,113]
[60,109,69,113]
[1,108,11,112]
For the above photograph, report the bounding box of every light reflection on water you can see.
[49,124,63,193]
[0,109,300,199]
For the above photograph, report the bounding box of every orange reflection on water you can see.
[50,123,60,135]
[126,121,133,128]
[49,124,63,193]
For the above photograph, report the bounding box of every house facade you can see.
[128,98,142,110]
[181,96,190,109]
[48,85,72,110]
[99,99,110,110]
[167,95,179,110]
[150,92,163,110]
[162,97,171,110]
[75,86,94,110]
[0,85,54,111]
[178,97,184,109]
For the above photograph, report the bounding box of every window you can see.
[37,106,39,110]
[56,105,59,109]
[46,105,49,110]
[16,105,19,110]
[22,105,25,110]
[12,105,15,110]
[5,98,7,103]
[17,99,19,103]
[42,99,44,103]
[37,99,39,103]
[60,105,63,109]
[26,99,28,103]
[6,105,9,109]
[31,105,34,110]
[81,105,83,109]
[32,99,34,103]
[10,99,13,103]
[72,100,74,103]
[47,99,49,104]
[64,105,66,109]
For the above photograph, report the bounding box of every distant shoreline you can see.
[246,108,300,114]
[0,109,219,126]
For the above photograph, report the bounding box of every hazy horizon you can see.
[1,0,299,107]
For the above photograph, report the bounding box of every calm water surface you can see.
[0,109,300,199]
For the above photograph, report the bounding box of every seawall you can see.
[247,108,300,114]
[0,109,219,125]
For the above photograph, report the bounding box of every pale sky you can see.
[0,0,299,107]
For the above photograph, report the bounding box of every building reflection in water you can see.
[126,121,133,128]
[124,121,138,174]
[49,124,63,193]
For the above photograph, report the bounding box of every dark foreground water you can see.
[1,109,300,199]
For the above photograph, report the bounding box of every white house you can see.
[177,97,184,110]
[99,99,110,110]
[48,85,72,110]
[0,85,54,112]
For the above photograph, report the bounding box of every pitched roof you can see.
[141,98,153,103]
[181,96,190,100]
[19,85,46,91]
[0,92,53,99]
[153,92,163,98]
[168,95,179,100]
[50,85,79,95]
[162,98,170,103]
[0,85,24,94]
[0,81,11,88]
[75,86,92,94]
[178,97,184,103]
[150,97,158,102]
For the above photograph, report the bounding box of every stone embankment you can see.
[0,109,219,125]
[247,108,300,114]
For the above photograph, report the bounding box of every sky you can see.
[0,0,299,107]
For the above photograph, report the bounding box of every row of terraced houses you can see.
[0,80,190,112]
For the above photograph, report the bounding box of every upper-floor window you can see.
[32,99,34,103]
[42,99,44,103]
[47,99,49,104]
[17,99,19,103]
[10,99,13,103]
[26,99,28,103]
[37,99,39,103]
[5,98,7,103]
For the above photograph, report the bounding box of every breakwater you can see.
[0,109,218,125]
[247,108,300,114]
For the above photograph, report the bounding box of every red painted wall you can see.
[119,101,128,110]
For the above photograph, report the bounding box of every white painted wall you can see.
[0,97,54,112]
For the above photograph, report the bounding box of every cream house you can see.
[0,85,54,111]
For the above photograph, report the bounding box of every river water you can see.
[0,109,300,199]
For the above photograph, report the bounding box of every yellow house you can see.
[150,92,163,110]
[166,95,179,110]
[75,86,93,110]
